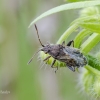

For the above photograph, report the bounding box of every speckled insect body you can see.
[41,42,87,72]
[28,24,87,72]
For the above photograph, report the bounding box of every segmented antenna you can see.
[34,24,44,47]
[27,50,40,64]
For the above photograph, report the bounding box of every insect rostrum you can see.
[28,24,87,72]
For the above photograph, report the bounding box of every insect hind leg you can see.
[67,40,74,47]
[51,59,56,68]
[67,65,75,72]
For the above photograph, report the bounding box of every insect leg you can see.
[67,40,74,47]
[55,67,58,73]
[67,66,75,72]
[43,55,51,64]
[62,41,65,46]
[51,59,58,73]
[51,59,56,68]
[73,67,75,72]
[43,55,51,61]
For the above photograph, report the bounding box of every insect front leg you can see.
[43,55,51,64]
[67,40,74,47]
[43,55,51,61]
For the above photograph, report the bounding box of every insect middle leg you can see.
[43,55,51,64]
[51,59,58,73]
[44,57,58,72]
[67,40,74,47]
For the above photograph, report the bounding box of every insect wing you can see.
[58,48,71,61]
[63,47,87,67]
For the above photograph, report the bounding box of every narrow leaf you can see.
[72,15,100,25]
[74,29,92,48]
[81,33,100,54]
[29,1,100,28]
[80,22,100,33]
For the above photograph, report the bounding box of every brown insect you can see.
[28,24,87,72]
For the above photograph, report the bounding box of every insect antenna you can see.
[34,24,44,47]
[27,50,41,64]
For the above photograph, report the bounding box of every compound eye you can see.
[44,50,50,54]
[46,50,50,53]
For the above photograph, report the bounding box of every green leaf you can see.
[80,22,100,33]
[72,15,100,25]
[29,1,100,28]
[80,33,100,54]
[74,29,92,48]
[85,54,100,71]
[72,15,100,33]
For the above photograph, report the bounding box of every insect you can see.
[28,24,87,72]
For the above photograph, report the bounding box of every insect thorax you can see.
[41,44,87,68]
[41,44,65,58]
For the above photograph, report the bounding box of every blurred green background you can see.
[0,0,87,100]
